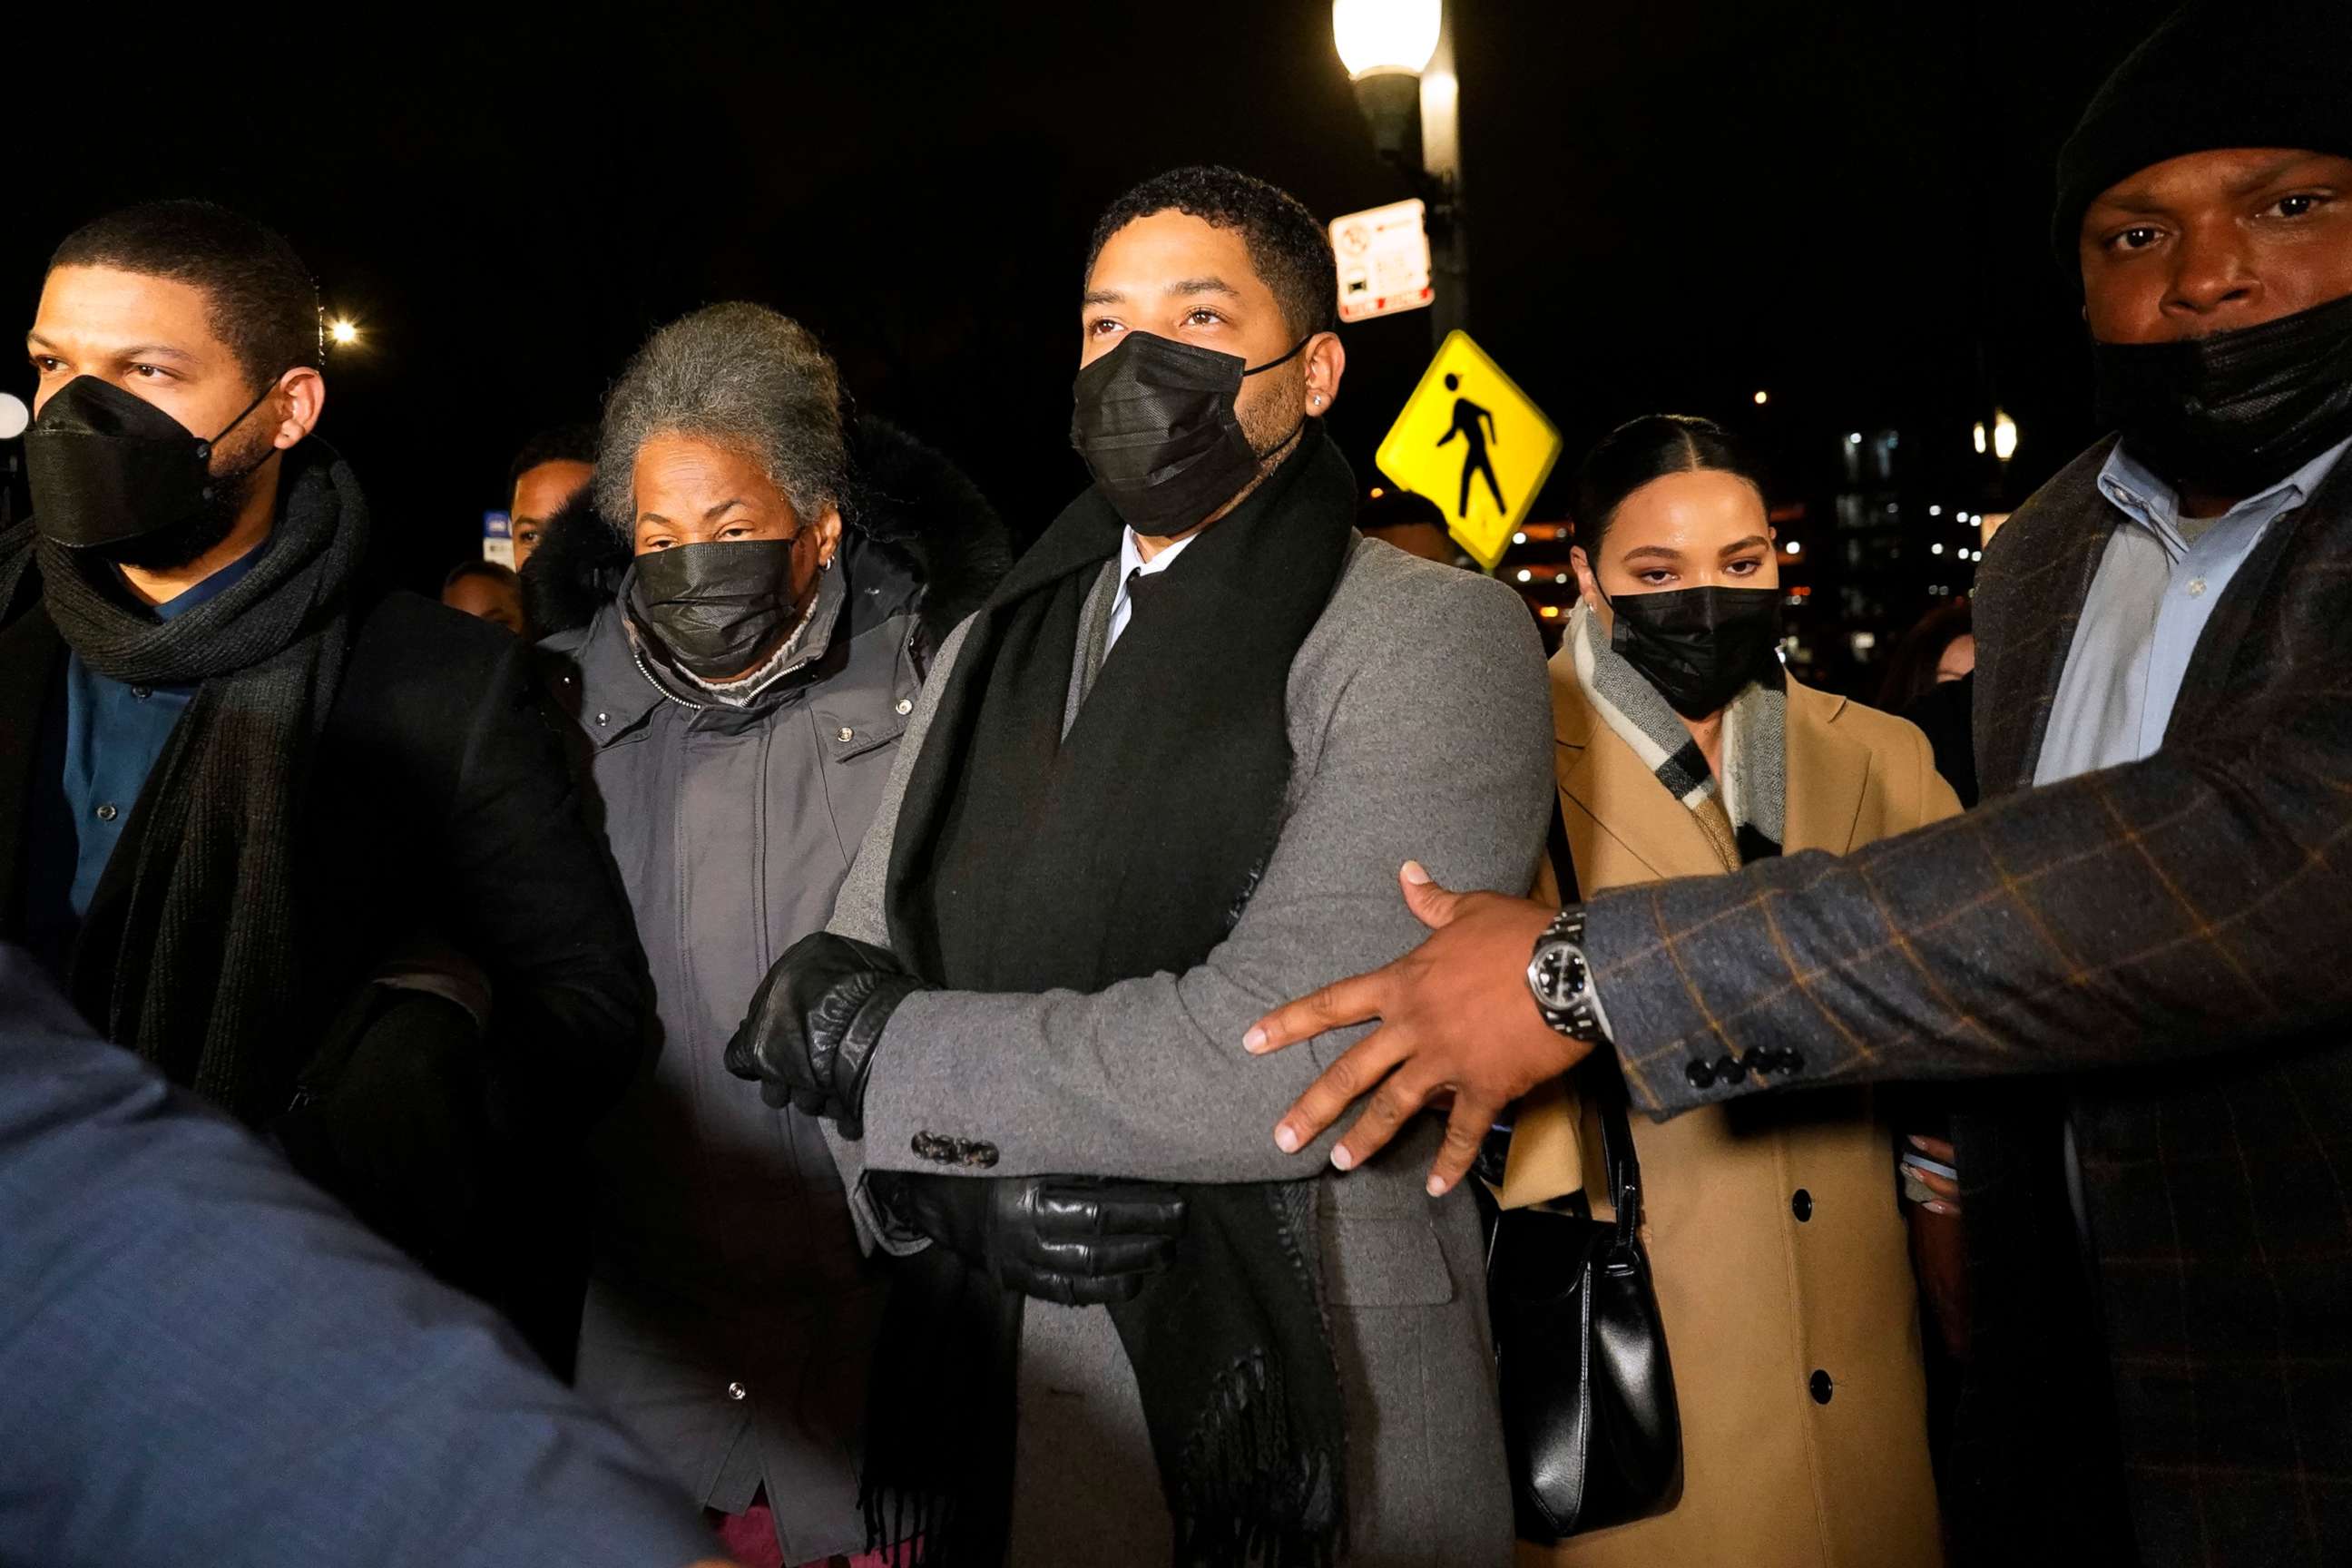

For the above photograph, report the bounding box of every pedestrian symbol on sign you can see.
[1436,372,1504,520]
[1373,331,1563,571]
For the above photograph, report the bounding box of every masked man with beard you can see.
[725,167,1552,1565]
[0,201,645,1344]
[1245,5,2352,1563]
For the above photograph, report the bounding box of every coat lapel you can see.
[1973,438,2122,799]
[1551,662,1726,883]
[1780,678,1872,855]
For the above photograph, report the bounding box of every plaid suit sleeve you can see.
[1588,631,2352,1118]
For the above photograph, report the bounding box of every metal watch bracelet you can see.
[1527,906,1612,1044]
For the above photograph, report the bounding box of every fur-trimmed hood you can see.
[521,415,1010,658]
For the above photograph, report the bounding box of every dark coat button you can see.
[1685,1059,1717,1089]
[1783,1050,1807,1075]
[965,1142,1000,1169]
[1791,1189,1813,1222]
[1809,1368,1834,1404]
[1716,1054,1747,1083]
[1747,1048,1780,1074]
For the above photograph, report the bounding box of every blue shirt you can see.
[2033,436,2350,783]
[27,545,265,968]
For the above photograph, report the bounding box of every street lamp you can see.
[1333,0,1442,78]
[1332,0,1465,341]
[1991,407,2019,463]
[328,318,360,348]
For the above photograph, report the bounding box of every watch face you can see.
[1533,941,1588,1010]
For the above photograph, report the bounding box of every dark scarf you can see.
[0,445,366,1122]
[870,428,1359,1566]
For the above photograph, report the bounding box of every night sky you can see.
[12,0,2177,600]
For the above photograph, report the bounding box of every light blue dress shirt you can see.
[1104,524,1197,655]
[2034,436,2351,784]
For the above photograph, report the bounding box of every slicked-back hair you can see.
[1085,165,1339,342]
[48,201,322,389]
[595,303,848,542]
[507,424,599,492]
[1573,414,1764,560]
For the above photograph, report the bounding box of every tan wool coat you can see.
[1503,652,1960,1568]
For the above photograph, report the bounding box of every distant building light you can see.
[1927,505,1942,517]
[1931,543,1945,555]
[1847,432,1862,446]
[1753,390,1769,406]
[1554,573,1569,583]
[1785,540,1802,556]
[1515,568,1533,583]
[1512,531,1527,544]
[1539,604,1561,619]
[1369,485,1386,499]
[328,318,360,346]
[1973,421,1989,455]
[1993,407,2019,463]
[1850,631,1877,654]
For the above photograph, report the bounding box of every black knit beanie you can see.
[2052,0,2352,267]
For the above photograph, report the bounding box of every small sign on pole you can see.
[1329,198,1435,324]
[483,510,514,568]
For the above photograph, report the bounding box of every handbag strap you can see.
[1546,794,1645,1247]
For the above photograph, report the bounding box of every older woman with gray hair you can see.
[524,301,1013,1567]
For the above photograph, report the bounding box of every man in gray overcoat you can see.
[729,167,1553,1565]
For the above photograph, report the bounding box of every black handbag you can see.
[1479,806,1682,1541]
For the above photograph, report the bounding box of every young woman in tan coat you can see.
[1503,415,1957,1568]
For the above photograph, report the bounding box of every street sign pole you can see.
[1420,5,1466,347]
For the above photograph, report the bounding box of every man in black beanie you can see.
[1239,4,2352,1563]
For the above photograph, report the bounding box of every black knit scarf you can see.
[0,445,366,1122]
[868,429,1359,1566]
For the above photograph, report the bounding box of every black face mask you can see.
[2092,291,2352,498]
[626,538,809,680]
[25,374,279,555]
[1069,331,1308,532]
[1604,584,1784,720]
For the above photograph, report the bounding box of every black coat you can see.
[0,575,648,1344]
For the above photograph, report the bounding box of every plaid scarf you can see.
[1570,601,1785,867]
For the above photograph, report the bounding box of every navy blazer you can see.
[0,947,714,1568]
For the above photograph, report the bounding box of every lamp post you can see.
[1333,0,1465,344]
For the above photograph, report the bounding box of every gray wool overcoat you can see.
[824,535,1555,1566]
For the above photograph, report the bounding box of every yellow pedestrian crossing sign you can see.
[1374,330,1563,571]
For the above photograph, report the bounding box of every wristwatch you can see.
[1526,906,1611,1044]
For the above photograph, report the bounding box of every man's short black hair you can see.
[1085,166,1339,340]
[507,425,600,492]
[48,201,321,388]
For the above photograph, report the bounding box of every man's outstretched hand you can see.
[1244,862,1598,1196]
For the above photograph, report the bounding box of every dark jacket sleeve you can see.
[1587,548,2352,1120]
[438,623,651,1128]
[0,947,715,1568]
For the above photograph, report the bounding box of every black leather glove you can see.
[275,987,491,1280]
[872,1171,1190,1307]
[724,932,925,1135]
